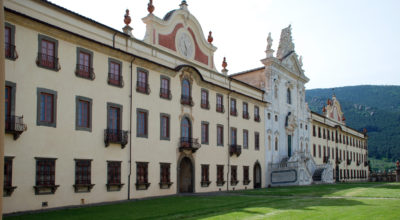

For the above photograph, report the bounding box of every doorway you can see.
[178,157,193,193]
[253,162,261,188]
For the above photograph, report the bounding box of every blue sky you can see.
[50,0,400,89]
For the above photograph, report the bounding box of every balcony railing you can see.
[230,109,237,116]
[75,64,95,80]
[242,112,249,119]
[216,104,224,113]
[323,156,329,164]
[159,88,171,99]
[179,137,201,152]
[5,43,17,60]
[229,144,242,157]
[137,81,150,94]
[347,159,352,165]
[201,101,210,109]
[36,53,59,70]
[180,95,193,106]
[108,73,124,87]
[357,161,361,166]
[5,115,27,140]
[335,158,342,165]
[104,129,128,148]
[254,115,260,122]
[364,161,369,167]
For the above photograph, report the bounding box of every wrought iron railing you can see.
[323,156,329,164]
[347,159,352,165]
[108,73,124,87]
[5,43,17,59]
[229,144,242,157]
[104,129,128,148]
[216,104,224,113]
[5,115,26,140]
[201,101,209,109]
[179,137,201,152]
[75,64,95,80]
[159,88,171,99]
[136,81,150,94]
[230,109,237,116]
[37,53,59,70]
[254,115,260,122]
[180,95,193,106]
[242,112,249,119]
[270,161,299,169]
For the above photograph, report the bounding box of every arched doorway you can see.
[253,162,261,188]
[178,157,193,193]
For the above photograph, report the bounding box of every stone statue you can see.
[267,32,273,50]
[299,56,303,67]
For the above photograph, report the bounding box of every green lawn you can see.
[5,182,400,220]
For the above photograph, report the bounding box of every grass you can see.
[5,182,400,220]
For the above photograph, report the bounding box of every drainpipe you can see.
[127,57,135,200]
[227,79,232,191]
[0,1,5,217]
[112,32,117,48]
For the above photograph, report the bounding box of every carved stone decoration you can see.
[299,55,303,67]
[147,0,155,14]
[277,25,295,59]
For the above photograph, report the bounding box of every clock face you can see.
[177,32,194,59]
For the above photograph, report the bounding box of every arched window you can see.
[181,117,191,139]
[181,79,191,105]
[268,136,271,150]
[275,137,278,151]
[287,88,291,104]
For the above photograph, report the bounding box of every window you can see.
[137,68,149,94]
[313,144,316,157]
[137,109,148,138]
[318,145,321,158]
[230,166,238,185]
[105,103,125,145]
[5,81,18,134]
[230,127,237,145]
[35,158,59,194]
[201,89,209,109]
[318,127,321,138]
[255,132,260,151]
[327,129,330,140]
[201,121,209,144]
[267,112,271,120]
[180,117,192,148]
[107,161,123,191]
[243,130,249,149]
[160,163,171,188]
[254,106,260,122]
[76,47,94,79]
[108,59,123,87]
[37,88,57,127]
[136,162,149,190]
[5,23,16,60]
[287,88,291,104]
[160,113,170,140]
[201,165,210,187]
[160,76,171,99]
[217,165,225,186]
[217,124,224,146]
[242,102,249,119]
[4,157,16,196]
[37,35,59,70]
[181,79,192,105]
[76,96,92,131]
[275,115,278,122]
[230,99,237,116]
[323,128,326,139]
[216,94,224,113]
[275,137,278,151]
[74,159,94,192]
[243,166,250,185]
[313,125,316,137]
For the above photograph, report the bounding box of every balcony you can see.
[179,137,201,153]
[180,95,193,106]
[75,64,95,80]
[159,88,171,99]
[364,161,369,167]
[254,115,260,122]
[229,144,242,157]
[216,104,224,113]
[201,101,210,109]
[230,109,237,116]
[108,73,124,87]
[104,129,128,148]
[357,161,361,166]
[36,53,59,71]
[347,159,352,165]
[5,43,17,60]
[5,115,27,140]
[323,156,329,164]
[335,158,342,165]
[242,112,249,119]
[136,81,150,94]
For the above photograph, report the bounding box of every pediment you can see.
[142,5,217,70]
[281,52,304,76]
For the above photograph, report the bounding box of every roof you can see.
[310,111,366,136]
[229,66,265,77]
[163,9,176,21]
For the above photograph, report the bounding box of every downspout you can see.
[227,79,232,191]
[127,57,135,200]
[112,32,117,48]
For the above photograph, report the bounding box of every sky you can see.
[49,0,400,89]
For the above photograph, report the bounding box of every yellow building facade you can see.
[3,0,266,214]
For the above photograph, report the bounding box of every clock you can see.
[177,32,194,59]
